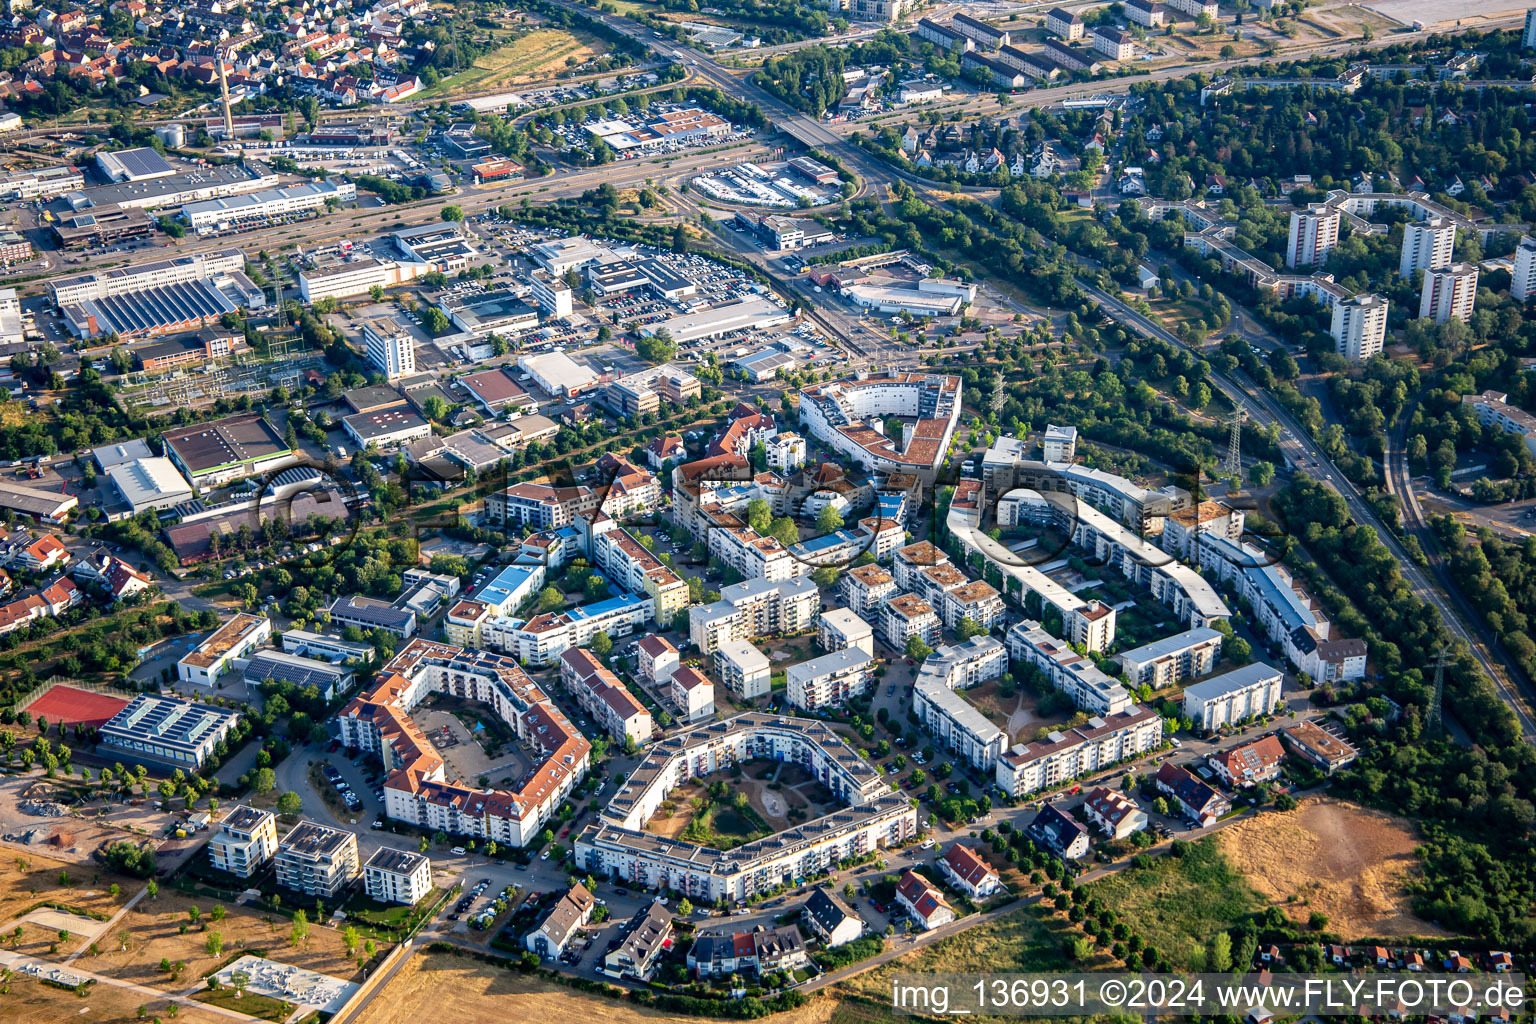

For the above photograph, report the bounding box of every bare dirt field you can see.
[1,970,234,1024]
[75,889,368,990]
[354,950,842,1024]
[1216,797,1449,939]
[0,851,129,930]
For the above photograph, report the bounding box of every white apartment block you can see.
[689,577,818,654]
[1512,235,1536,302]
[207,805,278,879]
[560,648,653,748]
[912,637,1010,771]
[881,593,941,650]
[818,608,875,656]
[1331,293,1388,362]
[1166,0,1217,15]
[490,592,650,666]
[1116,627,1223,689]
[786,648,874,710]
[1007,620,1132,716]
[668,666,716,722]
[275,821,360,898]
[839,564,898,620]
[1419,262,1478,323]
[1044,7,1083,39]
[1068,601,1115,655]
[1286,207,1341,268]
[1160,500,1246,561]
[1399,217,1456,278]
[715,639,772,699]
[363,847,432,905]
[362,317,416,379]
[766,432,808,472]
[1182,662,1284,731]
[1041,423,1077,463]
[995,705,1163,796]
[1463,390,1536,457]
[1525,6,1536,49]
[638,634,680,684]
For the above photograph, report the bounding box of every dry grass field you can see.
[0,971,233,1024]
[75,889,367,990]
[419,28,610,98]
[353,951,841,1024]
[0,852,128,928]
[1216,797,1449,939]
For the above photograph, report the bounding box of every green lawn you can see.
[195,986,295,1022]
[1087,838,1264,969]
[342,888,442,930]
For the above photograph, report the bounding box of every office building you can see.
[1419,262,1478,323]
[178,612,273,685]
[363,847,432,905]
[362,318,416,379]
[1182,662,1284,731]
[99,694,240,770]
[108,457,195,513]
[161,412,297,489]
[1399,217,1456,278]
[275,821,361,898]
[1331,293,1388,362]
[207,805,278,878]
[1286,207,1341,268]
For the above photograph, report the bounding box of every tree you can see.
[342,926,359,956]
[677,897,693,916]
[276,791,302,817]
[815,504,845,534]
[253,768,276,795]
[440,205,465,222]
[1247,461,1275,487]
[635,329,677,365]
[1209,931,1232,972]
[905,635,933,662]
[231,971,249,999]
[537,586,564,612]
[290,910,309,947]
[205,932,222,957]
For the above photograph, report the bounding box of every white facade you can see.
[1286,207,1341,268]
[178,612,272,685]
[1513,235,1536,302]
[1331,293,1388,361]
[363,847,432,905]
[766,432,808,472]
[1041,423,1077,463]
[912,637,1010,771]
[715,639,772,699]
[786,648,874,710]
[1116,627,1223,689]
[1419,263,1478,323]
[207,805,278,879]
[1399,217,1455,278]
[1182,663,1284,731]
[362,318,416,379]
[995,706,1163,797]
[818,607,875,656]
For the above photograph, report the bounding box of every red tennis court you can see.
[21,685,131,729]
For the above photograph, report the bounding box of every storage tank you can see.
[155,123,186,148]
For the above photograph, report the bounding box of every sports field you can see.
[19,684,131,729]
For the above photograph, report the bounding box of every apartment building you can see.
[786,648,874,710]
[1286,206,1341,268]
[207,805,278,878]
[995,705,1163,796]
[689,577,818,654]
[1419,262,1478,323]
[1331,293,1389,361]
[1462,390,1536,457]
[275,821,360,898]
[1115,627,1224,689]
[638,634,680,684]
[893,541,950,591]
[715,639,772,698]
[590,520,689,627]
[363,847,431,905]
[1044,7,1084,39]
[1007,620,1132,716]
[839,563,899,620]
[669,666,716,722]
[818,608,875,655]
[487,482,598,530]
[881,593,941,650]
[1159,500,1246,561]
[559,648,653,747]
[1182,662,1284,731]
[1512,234,1536,301]
[912,637,1010,771]
[490,592,651,666]
[1399,217,1456,278]
[1068,601,1116,654]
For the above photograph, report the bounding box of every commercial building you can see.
[442,290,539,338]
[181,181,356,230]
[275,821,361,898]
[362,318,416,379]
[97,147,177,183]
[818,608,874,656]
[1287,207,1342,268]
[107,457,195,513]
[995,705,1163,797]
[1331,293,1388,362]
[526,883,595,958]
[162,413,297,489]
[576,713,916,903]
[637,296,791,345]
[344,406,432,450]
[179,612,273,685]
[207,805,278,878]
[517,351,599,398]
[912,637,1010,771]
[51,249,264,341]
[99,694,241,770]
[1182,662,1284,732]
[0,164,83,200]
[1399,217,1456,278]
[1115,627,1223,689]
[363,847,432,905]
[786,648,874,710]
[299,257,433,302]
[1281,720,1358,774]
[328,595,417,639]
[715,639,772,698]
[1419,262,1478,323]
